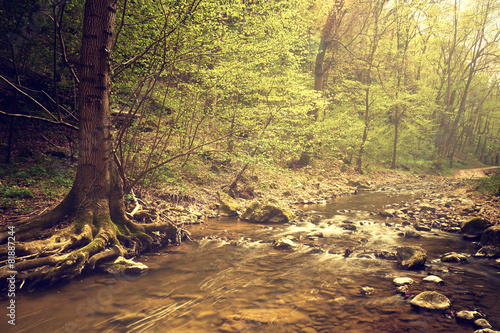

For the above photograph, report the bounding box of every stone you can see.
[480,225,500,247]
[441,252,467,262]
[393,277,414,286]
[456,310,483,322]
[360,286,375,295]
[99,256,149,275]
[396,246,427,269]
[379,209,396,217]
[414,224,432,232]
[375,250,398,260]
[241,200,296,223]
[474,246,500,258]
[273,237,299,250]
[420,204,436,213]
[410,291,450,311]
[218,191,240,217]
[404,229,422,239]
[474,319,493,329]
[423,275,444,284]
[474,329,500,333]
[461,217,490,238]
[341,223,357,231]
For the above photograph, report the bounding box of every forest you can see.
[1,0,500,331]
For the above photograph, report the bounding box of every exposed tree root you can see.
[0,193,186,292]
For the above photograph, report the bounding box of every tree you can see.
[0,0,181,288]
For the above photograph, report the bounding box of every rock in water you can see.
[461,217,490,239]
[218,191,240,217]
[423,275,444,284]
[396,246,427,269]
[474,319,493,329]
[456,310,483,322]
[480,225,500,247]
[241,200,295,223]
[393,277,414,286]
[410,291,450,311]
[441,252,467,262]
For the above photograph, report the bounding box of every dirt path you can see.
[453,166,500,179]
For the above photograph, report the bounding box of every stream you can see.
[2,189,500,333]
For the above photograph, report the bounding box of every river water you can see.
[2,190,500,333]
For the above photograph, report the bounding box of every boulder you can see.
[241,200,295,223]
[218,191,240,217]
[410,291,450,311]
[461,218,490,238]
[396,246,427,269]
[99,256,149,275]
[441,252,467,263]
[480,225,500,247]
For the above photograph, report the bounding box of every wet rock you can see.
[99,256,149,275]
[423,275,444,284]
[375,250,398,260]
[218,191,240,217]
[379,209,396,218]
[273,237,299,250]
[396,246,427,269]
[474,329,500,333]
[480,225,500,247]
[456,310,483,322]
[441,252,468,263]
[241,200,296,223]
[404,229,422,239]
[420,204,436,213]
[410,291,450,311]
[341,223,357,231]
[393,277,414,286]
[396,284,410,295]
[361,286,375,295]
[414,224,432,232]
[475,319,493,329]
[474,246,500,258]
[461,217,490,239]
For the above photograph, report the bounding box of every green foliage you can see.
[472,175,500,196]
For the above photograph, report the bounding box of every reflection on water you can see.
[1,191,499,333]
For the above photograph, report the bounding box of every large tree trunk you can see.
[0,0,179,290]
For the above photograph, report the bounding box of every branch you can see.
[126,132,233,191]
[0,110,78,130]
[0,75,58,121]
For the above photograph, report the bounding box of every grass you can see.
[472,174,500,196]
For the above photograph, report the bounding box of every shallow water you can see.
[2,191,499,333]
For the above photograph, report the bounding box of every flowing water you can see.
[2,190,500,333]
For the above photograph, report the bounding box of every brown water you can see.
[2,191,500,333]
